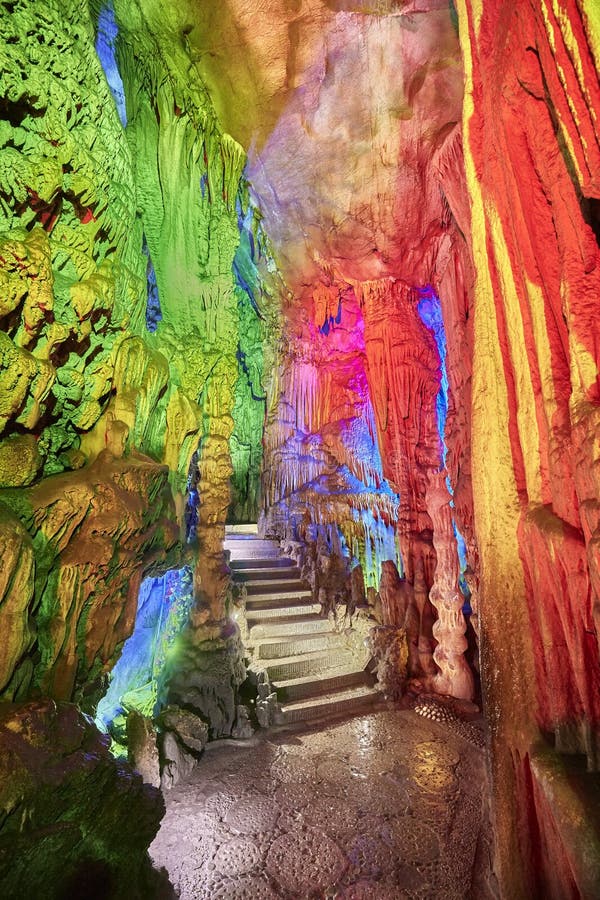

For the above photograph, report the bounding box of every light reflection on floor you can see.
[150,708,489,899]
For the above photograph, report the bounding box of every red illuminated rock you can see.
[457,0,600,893]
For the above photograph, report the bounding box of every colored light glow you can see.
[454,520,468,571]
[267,284,404,590]
[95,4,127,127]
[143,236,162,333]
[354,509,403,588]
[319,300,342,335]
[418,288,469,596]
[453,519,471,607]
[95,567,194,733]
[418,287,449,458]
[230,190,268,521]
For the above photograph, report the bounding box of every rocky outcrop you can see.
[165,620,247,740]
[368,625,409,701]
[157,705,209,789]
[0,700,167,899]
[127,710,161,788]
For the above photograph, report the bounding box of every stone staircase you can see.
[225,525,379,725]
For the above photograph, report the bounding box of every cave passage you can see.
[0,1,600,899]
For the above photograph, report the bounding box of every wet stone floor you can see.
[150,708,488,899]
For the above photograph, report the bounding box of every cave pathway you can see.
[150,708,491,898]
[225,525,379,724]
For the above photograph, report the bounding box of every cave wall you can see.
[456,0,600,895]
[3,0,599,893]
[0,0,183,707]
[0,0,278,890]
[0,0,276,713]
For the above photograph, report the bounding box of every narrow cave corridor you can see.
[0,1,600,899]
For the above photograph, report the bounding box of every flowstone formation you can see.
[0,0,276,696]
[0,0,183,713]
[0,454,178,707]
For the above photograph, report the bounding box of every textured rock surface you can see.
[157,703,211,786]
[0,0,274,735]
[0,0,275,885]
[1,1,600,896]
[150,708,492,899]
[0,700,167,899]
[166,622,247,739]
[0,452,178,707]
[220,0,476,699]
[456,0,600,895]
[368,625,409,700]
[127,710,161,787]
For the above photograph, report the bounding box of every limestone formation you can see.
[0,452,178,707]
[379,560,412,628]
[0,0,274,890]
[158,705,209,755]
[1,0,599,896]
[165,622,247,739]
[456,1,600,893]
[159,732,197,791]
[426,471,474,701]
[368,625,409,701]
[0,0,275,730]
[127,710,161,788]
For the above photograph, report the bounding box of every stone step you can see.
[224,537,279,548]
[233,566,301,581]
[246,602,322,621]
[244,579,306,595]
[231,558,295,570]
[272,667,373,702]
[225,524,259,534]
[246,589,312,606]
[256,631,344,660]
[226,548,282,560]
[279,684,381,724]
[264,650,357,681]
[248,616,329,640]
[246,595,315,612]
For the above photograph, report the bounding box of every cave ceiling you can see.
[176,0,462,296]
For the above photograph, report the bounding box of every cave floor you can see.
[150,707,491,899]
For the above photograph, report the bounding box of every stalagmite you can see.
[426,471,474,701]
